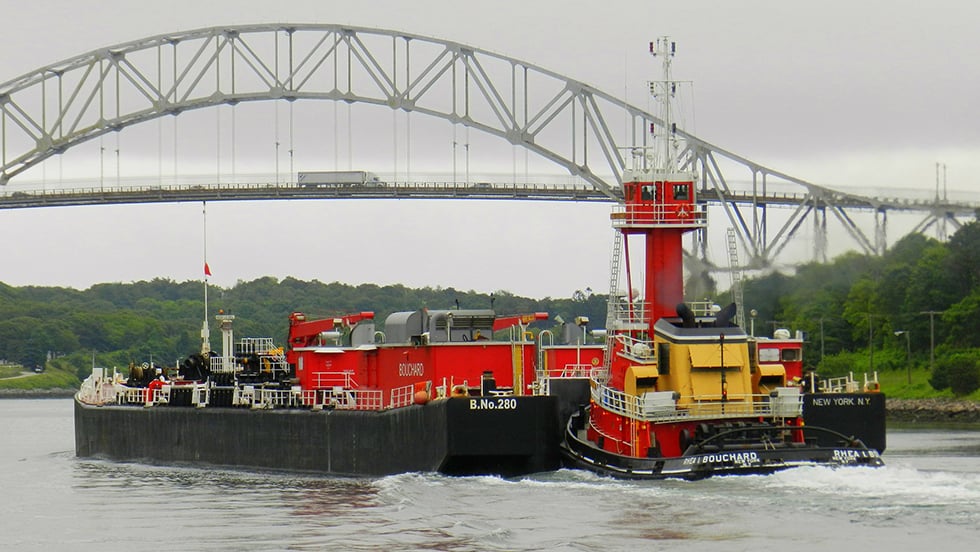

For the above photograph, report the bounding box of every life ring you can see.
[450,384,468,397]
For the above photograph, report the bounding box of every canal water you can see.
[2,399,978,551]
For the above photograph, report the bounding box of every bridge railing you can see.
[4,179,974,213]
[0,180,600,195]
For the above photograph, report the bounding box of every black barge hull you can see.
[802,392,887,453]
[75,394,561,477]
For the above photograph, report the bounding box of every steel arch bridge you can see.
[0,24,972,267]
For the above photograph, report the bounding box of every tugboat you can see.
[558,38,884,479]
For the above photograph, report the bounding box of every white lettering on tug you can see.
[832,449,880,462]
[683,451,760,466]
[468,398,518,410]
[397,362,425,377]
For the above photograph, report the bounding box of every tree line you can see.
[0,277,606,378]
[740,221,980,394]
[2,221,980,394]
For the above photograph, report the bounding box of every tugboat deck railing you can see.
[542,363,594,378]
[614,335,656,363]
[592,381,803,423]
[606,299,717,331]
[610,203,707,229]
[606,298,651,329]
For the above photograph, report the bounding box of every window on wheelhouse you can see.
[672,183,690,201]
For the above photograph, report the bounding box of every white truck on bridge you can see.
[297,170,382,187]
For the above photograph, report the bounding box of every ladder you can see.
[726,228,745,328]
[602,231,624,374]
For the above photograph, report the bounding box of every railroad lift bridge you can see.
[0,24,975,273]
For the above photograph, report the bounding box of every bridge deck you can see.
[2,181,973,214]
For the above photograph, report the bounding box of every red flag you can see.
[204,262,212,277]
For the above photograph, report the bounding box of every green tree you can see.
[930,350,980,396]
[943,290,980,348]
[945,221,980,295]
[841,277,884,346]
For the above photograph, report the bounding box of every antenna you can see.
[648,37,680,172]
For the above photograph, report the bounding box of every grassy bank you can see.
[0,364,79,391]
[0,364,26,379]
[875,365,980,402]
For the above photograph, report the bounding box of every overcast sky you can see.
[0,0,977,301]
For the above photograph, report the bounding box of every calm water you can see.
[2,399,979,551]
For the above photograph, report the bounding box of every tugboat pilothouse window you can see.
[672,183,689,201]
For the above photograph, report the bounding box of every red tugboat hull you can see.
[560,407,883,480]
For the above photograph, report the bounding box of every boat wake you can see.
[763,462,980,523]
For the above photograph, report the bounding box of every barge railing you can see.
[389,384,416,409]
[313,371,358,389]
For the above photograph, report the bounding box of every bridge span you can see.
[2,178,973,213]
[1,24,975,270]
[3,177,974,270]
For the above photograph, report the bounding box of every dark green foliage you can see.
[6,220,980,383]
[941,289,980,348]
[0,276,608,376]
[946,222,980,296]
[930,350,980,396]
[815,351,868,377]
[721,222,980,377]
[950,365,980,396]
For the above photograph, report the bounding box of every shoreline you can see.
[886,398,980,424]
[0,388,76,399]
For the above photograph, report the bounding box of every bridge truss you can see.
[1,24,974,268]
